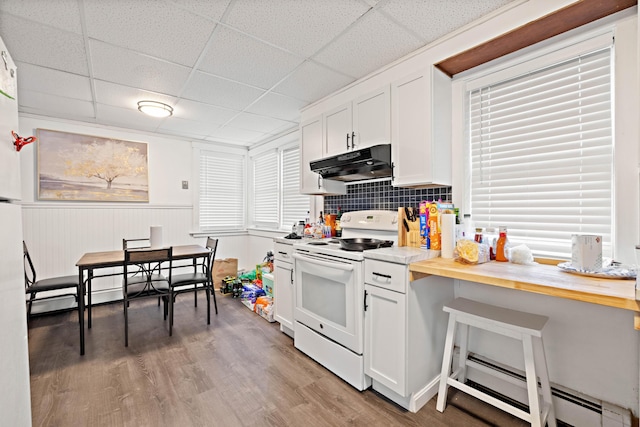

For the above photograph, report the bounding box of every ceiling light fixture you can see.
[137,100,173,118]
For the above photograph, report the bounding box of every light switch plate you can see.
[182,180,188,189]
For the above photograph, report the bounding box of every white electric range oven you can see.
[292,210,398,390]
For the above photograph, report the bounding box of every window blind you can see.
[199,150,245,230]
[252,150,279,227]
[281,146,309,229]
[468,47,613,259]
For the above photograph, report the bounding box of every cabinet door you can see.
[364,284,406,396]
[0,36,20,201]
[391,68,451,187]
[324,103,352,156]
[352,86,390,150]
[299,116,346,195]
[274,262,294,331]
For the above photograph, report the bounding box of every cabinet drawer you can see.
[364,259,407,293]
[274,242,294,263]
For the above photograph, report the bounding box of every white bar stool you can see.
[436,298,556,427]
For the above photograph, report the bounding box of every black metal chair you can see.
[168,237,218,336]
[123,238,162,306]
[23,241,79,321]
[123,247,172,347]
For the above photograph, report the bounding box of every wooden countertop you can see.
[409,258,640,319]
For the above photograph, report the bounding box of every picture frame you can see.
[37,128,149,202]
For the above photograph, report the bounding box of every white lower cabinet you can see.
[363,258,454,412]
[364,283,406,395]
[274,242,294,337]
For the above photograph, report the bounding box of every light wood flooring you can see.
[28,291,530,426]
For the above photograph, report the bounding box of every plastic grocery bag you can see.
[212,258,238,288]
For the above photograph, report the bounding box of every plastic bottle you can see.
[474,227,484,244]
[496,226,509,262]
[484,227,497,260]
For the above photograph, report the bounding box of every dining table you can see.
[75,244,210,355]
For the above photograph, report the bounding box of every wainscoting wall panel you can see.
[22,204,196,312]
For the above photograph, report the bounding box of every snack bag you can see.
[427,202,440,250]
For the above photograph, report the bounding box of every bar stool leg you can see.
[535,336,557,427]
[458,323,469,383]
[436,313,458,412]
[523,334,543,427]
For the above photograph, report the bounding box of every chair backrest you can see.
[124,247,173,281]
[122,238,151,250]
[206,237,219,271]
[22,241,36,289]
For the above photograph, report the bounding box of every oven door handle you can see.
[292,253,355,271]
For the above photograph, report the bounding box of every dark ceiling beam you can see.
[435,0,637,77]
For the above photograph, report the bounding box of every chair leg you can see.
[211,281,218,315]
[206,287,211,324]
[169,293,174,336]
[194,285,198,307]
[124,297,129,347]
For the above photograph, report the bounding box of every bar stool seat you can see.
[436,298,556,427]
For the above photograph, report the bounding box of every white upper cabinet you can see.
[391,67,451,188]
[324,103,353,156]
[300,115,346,195]
[352,86,390,151]
[0,36,21,201]
[323,85,391,157]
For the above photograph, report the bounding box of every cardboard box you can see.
[571,234,602,271]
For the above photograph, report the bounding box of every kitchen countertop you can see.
[273,236,300,245]
[409,257,640,327]
[364,246,440,265]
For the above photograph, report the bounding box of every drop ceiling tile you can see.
[0,15,88,75]
[223,0,370,57]
[17,62,92,101]
[313,10,423,78]
[227,112,296,134]
[157,116,221,137]
[182,71,265,111]
[380,0,513,42]
[273,61,355,103]
[170,0,232,22]
[172,99,238,124]
[94,80,176,112]
[90,40,191,96]
[96,104,163,132]
[209,125,264,143]
[245,92,308,122]
[83,0,214,67]
[18,90,95,119]
[0,0,83,34]
[198,26,304,90]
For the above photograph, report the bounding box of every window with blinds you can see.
[250,144,309,230]
[252,150,279,227]
[199,150,246,230]
[281,145,309,229]
[467,44,613,259]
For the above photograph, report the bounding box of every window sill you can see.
[190,229,249,238]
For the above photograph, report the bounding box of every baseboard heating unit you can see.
[461,353,632,427]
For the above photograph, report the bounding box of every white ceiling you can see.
[0,0,513,147]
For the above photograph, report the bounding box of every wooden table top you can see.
[409,257,640,313]
[76,245,209,268]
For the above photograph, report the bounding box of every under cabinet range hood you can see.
[310,144,393,182]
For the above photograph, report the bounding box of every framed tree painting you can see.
[37,129,149,202]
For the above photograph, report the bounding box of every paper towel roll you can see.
[150,226,163,249]
[441,214,456,259]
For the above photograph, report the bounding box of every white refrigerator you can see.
[0,35,33,426]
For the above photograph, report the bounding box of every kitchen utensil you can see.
[338,238,394,251]
[403,219,410,232]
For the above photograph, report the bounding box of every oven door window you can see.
[293,252,363,354]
